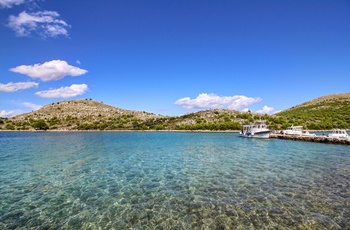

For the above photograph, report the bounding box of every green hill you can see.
[272,92,350,130]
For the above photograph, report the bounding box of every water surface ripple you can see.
[0,132,349,229]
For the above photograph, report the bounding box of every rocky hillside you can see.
[278,92,350,112]
[273,92,350,130]
[1,99,166,131]
[13,99,164,121]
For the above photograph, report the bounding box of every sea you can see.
[0,131,349,229]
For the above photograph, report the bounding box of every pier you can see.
[269,134,350,145]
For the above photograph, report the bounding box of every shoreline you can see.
[0,129,345,133]
[0,129,240,133]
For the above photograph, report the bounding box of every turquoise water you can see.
[0,132,349,229]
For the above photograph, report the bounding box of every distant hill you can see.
[1,93,349,131]
[162,108,245,130]
[1,99,166,131]
[13,99,165,121]
[273,92,350,130]
[277,92,350,111]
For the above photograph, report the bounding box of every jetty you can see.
[269,134,350,145]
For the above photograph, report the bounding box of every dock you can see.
[269,134,350,145]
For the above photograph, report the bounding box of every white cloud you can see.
[0,110,14,118]
[256,105,275,114]
[0,81,38,92]
[175,93,262,110]
[7,11,70,38]
[35,84,89,98]
[0,0,25,8]
[10,60,88,82]
[22,102,41,111]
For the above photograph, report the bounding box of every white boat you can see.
[302,131,316,137]
[328,129,349,138]
[239,122,271,139]
[282,125,303,136]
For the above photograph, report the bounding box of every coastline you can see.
[0,129,240,133]
[0,128,346,133]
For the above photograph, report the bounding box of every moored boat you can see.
[239,122,271,139]
[282,125,303,136]
[328,129,349,138]
[302,131,316,137]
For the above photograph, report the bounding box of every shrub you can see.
[32,120,49,130]
[5,124,15,130]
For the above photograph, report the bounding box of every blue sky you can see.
[1,0,350,117]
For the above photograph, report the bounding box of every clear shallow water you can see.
[0,132,349,229]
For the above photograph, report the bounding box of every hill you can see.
[1,99,166,131]
[272,92,350,130]
[13,99,165,121]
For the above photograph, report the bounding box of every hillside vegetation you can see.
[0,93,349,131]
[272,92,350,130]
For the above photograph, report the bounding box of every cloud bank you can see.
[35,84,88,98]
[256,105,275,114]
[175,93,262,110]
[0,110,14,118]
[0,81,38,92]
[7,11,70,38]
[0,0,25,8]
[10,60,88,82]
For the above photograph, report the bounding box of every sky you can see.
[1,0,350,117]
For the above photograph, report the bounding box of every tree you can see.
[32,120,49,130]
[49,116,60,125]
[5,124,15,130]
[99,123,108,130]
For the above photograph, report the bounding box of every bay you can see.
[0,132,349,229]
